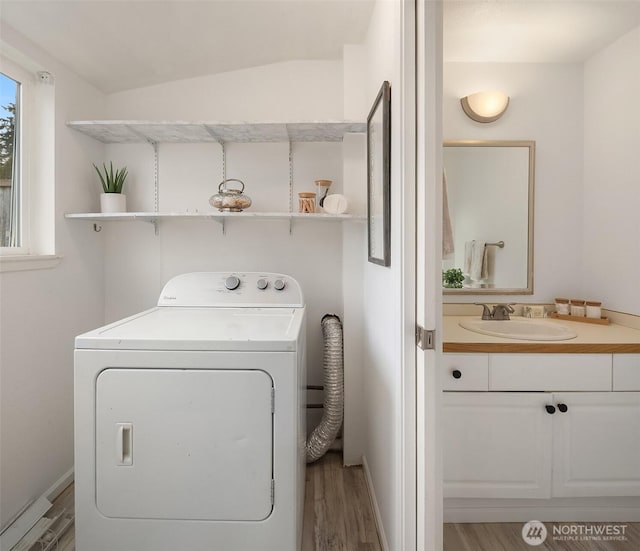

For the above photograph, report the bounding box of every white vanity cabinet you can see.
[443,353,640,501]
[443,392,552,498]
[552,391,640,497]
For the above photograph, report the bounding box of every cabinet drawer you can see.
[489,354,611,391]
[443,354,488,391]
[613,354,640,391]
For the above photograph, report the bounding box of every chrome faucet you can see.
[475,303,515,320]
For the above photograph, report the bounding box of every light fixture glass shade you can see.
[461,91,510,123]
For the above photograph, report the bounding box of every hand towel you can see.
[464,240,488,281]
[464,241,472,276]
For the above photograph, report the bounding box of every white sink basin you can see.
[459,318,577,341]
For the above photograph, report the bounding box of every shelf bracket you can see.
[152,142,159,213]
[124,125,160,213]
[288,140,293,216]
[221,141,226,182]
[288,141,293,236]
[144,218,159,236]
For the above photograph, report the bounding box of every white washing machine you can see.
[74,272,306,551]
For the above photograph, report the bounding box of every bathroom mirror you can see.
[442,140,535,294]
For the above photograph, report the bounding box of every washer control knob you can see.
[257,278,268,290]
[225,275,241,290]
[273,278,286,291]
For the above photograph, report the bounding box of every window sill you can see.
[0,254,62,273]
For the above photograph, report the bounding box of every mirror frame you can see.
[443,139,536,295]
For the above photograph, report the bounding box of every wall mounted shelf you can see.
[67,120,366,144]
[65,211,365,235]
[67,119,366,235]
[65,212,363,222]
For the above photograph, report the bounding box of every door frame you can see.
[413,1,444,550]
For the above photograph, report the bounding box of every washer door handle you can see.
[116,423,133,466]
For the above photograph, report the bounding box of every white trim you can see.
[44,467,74,503]
[0,497,52,549]
[362,455,390,551]
[0,468,73,548]
[444,503,640,523]
[0,254,61,272]
[0,51,56,257]
[400,1,417,550]
[415,1,444,551]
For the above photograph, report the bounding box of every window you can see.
[0,71,21,249]
[0,53,57,271]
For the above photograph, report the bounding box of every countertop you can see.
[443,316,640,353]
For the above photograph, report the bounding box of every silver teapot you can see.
[209,179,252,212]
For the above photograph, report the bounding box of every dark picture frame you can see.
[367,81,391,266]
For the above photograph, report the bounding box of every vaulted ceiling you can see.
[0,0,375,93]
[2,1,639,94]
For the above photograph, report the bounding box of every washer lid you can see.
[75,307,304,351]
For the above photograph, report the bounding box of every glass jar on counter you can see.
[555,298,570,315]
[570,299,586,317]
[585,301,602,319]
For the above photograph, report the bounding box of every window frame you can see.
[0,56,32,256]
[0,50,59,272]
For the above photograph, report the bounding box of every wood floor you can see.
[444,521,640,551]
[48,451,382,551]
[303,451,382,551]
[47,459,640,551]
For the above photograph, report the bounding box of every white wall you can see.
[102,60,355,438]
[107,60,343,121]
[443,63,584,303]
[0,24,105,528]
[352,0,407,548]
[583,25,640,315]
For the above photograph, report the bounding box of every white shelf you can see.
[65,212,364,222]
[67,120,366,144]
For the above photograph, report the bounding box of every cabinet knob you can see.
[451,369,462,379]
[557,403,568,413]
[545,405,556,414]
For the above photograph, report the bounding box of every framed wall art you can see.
[367,80,391,266]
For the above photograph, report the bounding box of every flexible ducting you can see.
[306,314,344,463]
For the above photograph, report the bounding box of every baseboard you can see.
[362,455,390,551]
[44,467,74,502]
[445,497,640,523]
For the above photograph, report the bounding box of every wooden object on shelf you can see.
[550,312,610,325]
[298,193,316,213]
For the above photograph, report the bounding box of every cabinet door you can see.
[552,392,640,497]
[443,392,553,499]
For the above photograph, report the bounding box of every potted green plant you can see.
[94,162,128,213]
[442,268,465,289]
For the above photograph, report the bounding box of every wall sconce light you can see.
[460,91,510,123]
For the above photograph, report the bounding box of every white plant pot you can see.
[100,193,127,213]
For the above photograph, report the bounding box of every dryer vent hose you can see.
[306,314,344,464]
